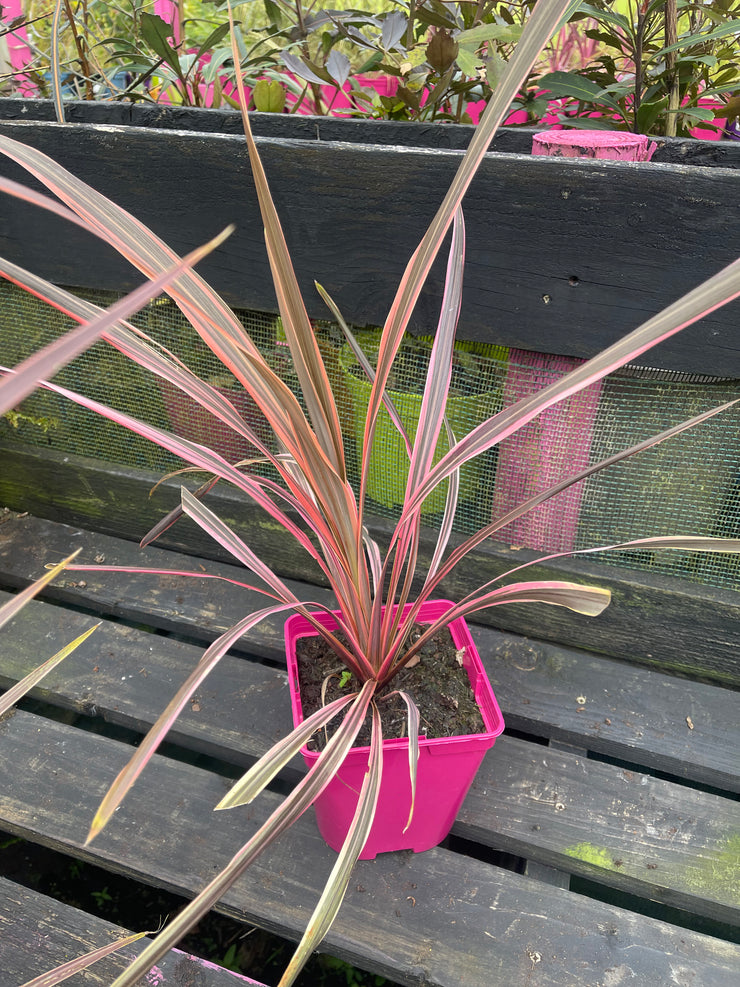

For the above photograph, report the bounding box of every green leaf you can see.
[413,1,458,32]
[140,12,184,80]
[0,621,100,717]
[537,70,623,114]
[357,49,384,74]
[654,19,740,58]
[456,23,523,48]
[380,9,407,51]
[484,51,507,91]
[193,22,231,64]
[576,2,631,33]
[326,49,351,87]
[635,97,667,134]
[456,44,480,78]
[281,50,331,86]
[555,116,625,131]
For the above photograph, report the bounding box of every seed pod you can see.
[426,28,459,75]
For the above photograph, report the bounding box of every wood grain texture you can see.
[0,112,739,374]
[0,583,738,921]
[1,707,739,987]
[477,628,740,792]
[1,570,737,793]
[2,469,739,685]
[3,99,740,165]
[0,878,268,986]
[461,737,740,925]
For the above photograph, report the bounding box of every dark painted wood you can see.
[0,512,336,659]
[478,627,740,791]
[0,443,327,585]
[3,98,740,166]
[1,111,739,374]
[1,707,738,986]
[0,588,297,771]
[2,463,739,684]
[2,587,737,923]
[0,877,268,986]
[460,736,740,925]
[2,577,737,793]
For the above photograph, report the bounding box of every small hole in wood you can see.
[568,275,580,286]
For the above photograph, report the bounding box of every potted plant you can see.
[2,2,740,984]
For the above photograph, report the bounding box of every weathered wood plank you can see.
[1,707,739,987]
[0,588,295,768]
[478,629,740,792]
[0,444,326,584]
[2,585,739,923]
[2,584,737,793]
[2,463,739,684]
[459,736,740,925]
[0,512,336,658]
[0,876,268,986]
[0,116,738,374]
[3,99,740,166]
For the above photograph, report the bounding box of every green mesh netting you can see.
[2,280,739,590]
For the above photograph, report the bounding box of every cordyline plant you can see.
[2,0,740,984]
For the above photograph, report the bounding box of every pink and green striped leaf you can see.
[86,602,299,844]
[18,930,150,987]
[277,704,384,987]
[105,680,378,987]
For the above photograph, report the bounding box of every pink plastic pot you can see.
[285,600,505,859]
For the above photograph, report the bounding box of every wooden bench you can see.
[0,458,738,986]
[1,98,739,985]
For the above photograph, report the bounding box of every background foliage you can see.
[3,2,739,133]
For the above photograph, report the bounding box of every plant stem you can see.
[62,0,93,99]
[664,0,679,137]
[406,0,416,49]
[632,1,649,131]
[294,0,324,115]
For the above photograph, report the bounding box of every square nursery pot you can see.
[285,600,505,859]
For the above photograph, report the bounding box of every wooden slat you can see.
[1,584,737,794]
[460,736,740,925]
[1,707,738,987]
[478,628,740,792]
[1,116,739,374]
[2,467,740,685]
[2,99,740,165]
[0,588,295,770]
[2,588,738,923]
[0,877,268,986]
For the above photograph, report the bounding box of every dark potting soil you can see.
[296,622,486,750]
